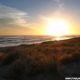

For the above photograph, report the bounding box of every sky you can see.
[0,0,80,35]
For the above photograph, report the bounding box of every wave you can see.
[0,35,79,47]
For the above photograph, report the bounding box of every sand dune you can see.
[0,37,80,80]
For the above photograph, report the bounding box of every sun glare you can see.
[46,18,70,37]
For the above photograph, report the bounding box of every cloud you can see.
[44,0,65,17]
[0,4,30,28]
[55,0,64,9]
[54,0,65,13]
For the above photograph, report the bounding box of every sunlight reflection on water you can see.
[53,36,72,41]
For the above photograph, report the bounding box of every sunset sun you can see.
[46,18,70,37]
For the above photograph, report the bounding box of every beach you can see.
[0,37,80,80]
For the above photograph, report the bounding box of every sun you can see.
[46,18,70,37]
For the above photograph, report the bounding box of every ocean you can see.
[0,35,78,47]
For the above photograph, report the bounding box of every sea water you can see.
[0,35,78,47]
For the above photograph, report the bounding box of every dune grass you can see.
[0,37,80,80]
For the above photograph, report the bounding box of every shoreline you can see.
[0,35,78,48]
[0,37,80,80]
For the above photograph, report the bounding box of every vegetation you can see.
[0,37,80,80]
